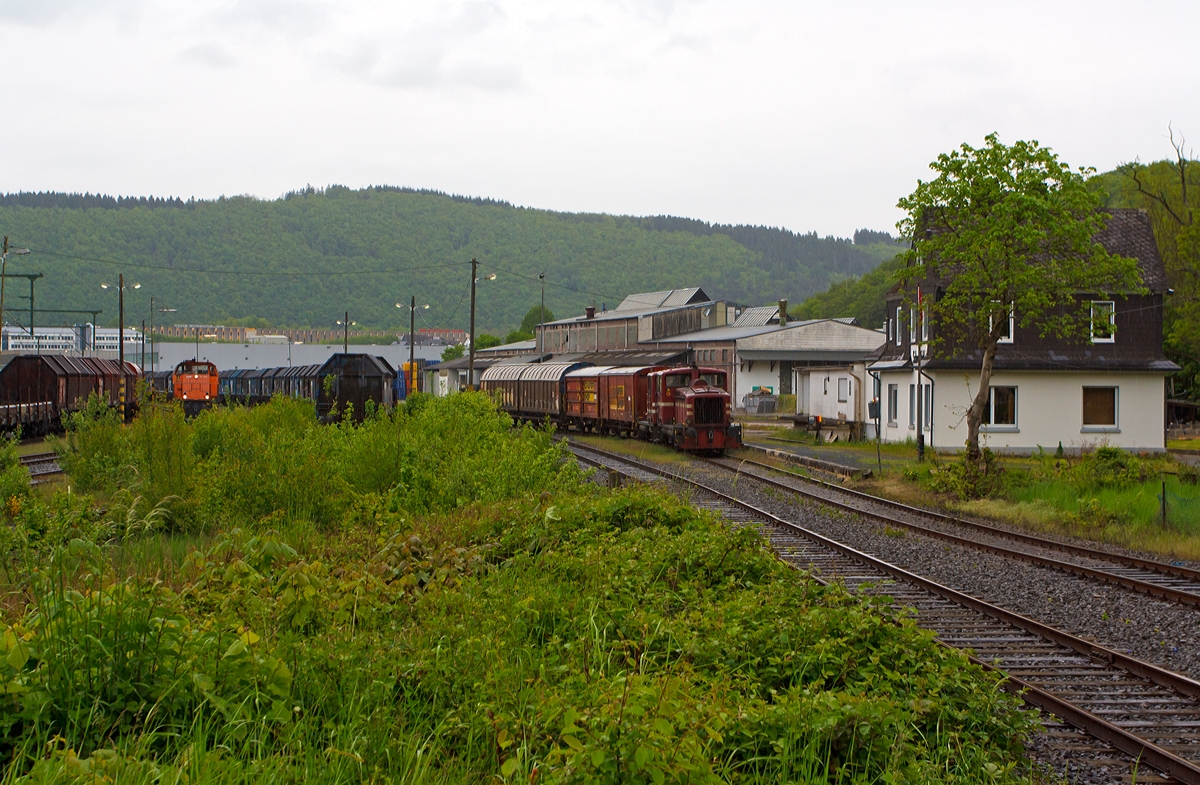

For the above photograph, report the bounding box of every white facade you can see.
[736,359,783,401]
[874,367,1167,453]
[1,325,142,352]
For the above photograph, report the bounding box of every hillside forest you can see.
[0,188,896,337]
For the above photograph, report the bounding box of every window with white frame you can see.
[991,301,1014,343]
[895,306,903,346]
[983,386,1017,427]
[887,384,898,425]
[908,384,916,428]
[909,308,917,343]
[922,383,932,431]
[921,304,929,343]
[1091,301,1115,343]
[838,377,849,402]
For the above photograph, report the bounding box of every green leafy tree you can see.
[441,344,464,362]
[1106,129,1200,398]
[520,305,555,334]
[504,330,533,344]
[897,134,1145,461]
[475,333,502,350]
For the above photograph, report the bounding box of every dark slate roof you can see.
[1095,209,1169,292]
[886,208,1168,296]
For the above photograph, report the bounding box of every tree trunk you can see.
[965,338,1000,463]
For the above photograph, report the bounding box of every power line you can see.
[484,263,623,302]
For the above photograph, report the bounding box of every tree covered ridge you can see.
[0,186,890,334]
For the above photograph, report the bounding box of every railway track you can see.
[565,439,1200,784]
[20,451,62,484]
[706,453,1200,609]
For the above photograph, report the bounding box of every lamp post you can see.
[396,298,430,395]
[101,276,140,420]
[194,327,217,361]
[337,313,356,354]
[150,298,176,372]
[467,259,496,391]
[538,271,546,355]
[0,237,30,346]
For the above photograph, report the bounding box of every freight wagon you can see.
[0,354,141,435]
[481,362,741,453]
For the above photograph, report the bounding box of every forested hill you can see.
[0,186,893,334]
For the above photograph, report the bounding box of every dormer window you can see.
[1091,301,1115,343]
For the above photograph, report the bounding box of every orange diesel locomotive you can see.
[172,360,219,416]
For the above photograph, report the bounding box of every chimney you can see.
[585,306,596,319]
[778,299,788,326]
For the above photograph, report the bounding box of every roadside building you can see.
[869,208,1177,453]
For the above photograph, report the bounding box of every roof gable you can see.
[616,287,708,311]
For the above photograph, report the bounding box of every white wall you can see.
[796,366,865,422]
[735,359,781,406]
[877,369,1166,453]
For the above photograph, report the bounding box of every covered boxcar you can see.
[0,354,139,434]
[316,353,396,422]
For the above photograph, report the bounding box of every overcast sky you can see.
[1,0,1197,238]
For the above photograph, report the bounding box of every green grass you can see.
[0,394,1043,784]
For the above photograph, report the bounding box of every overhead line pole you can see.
[410,296,416,395]
[468,258,477,391]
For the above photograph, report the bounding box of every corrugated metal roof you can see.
[660,287,704,307]
[480,364,528,382]
[616,287,707,311]
[733,306,779,327]
[521,362,591,382]
[617,290,672,310]
[564,366,616,378]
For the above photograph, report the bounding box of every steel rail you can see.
[566,439,1200,783]
[706,454,1200,609]
[731,451,1200,582]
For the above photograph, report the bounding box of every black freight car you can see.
[316,353,396,422]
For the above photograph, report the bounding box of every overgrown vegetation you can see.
[0,394,1040,783]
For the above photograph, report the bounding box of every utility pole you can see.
[141,319,146,371]
[468,258,477,391]
[344,311,349,354]
[409,295,416,395]
[119,273,126,421]
[195,325,199,361]
[28,276,35,354]
[538,272,545,355]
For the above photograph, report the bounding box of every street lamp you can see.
[100,276,141,420]
[467,259,496,391]
[0,237,30,348]
[194,327,216,361]
[337,313,357,354]
[396,299,430,395]
[150,298,176,372]
[538,271,546,355]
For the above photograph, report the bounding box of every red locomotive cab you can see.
[649,366,742,452]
